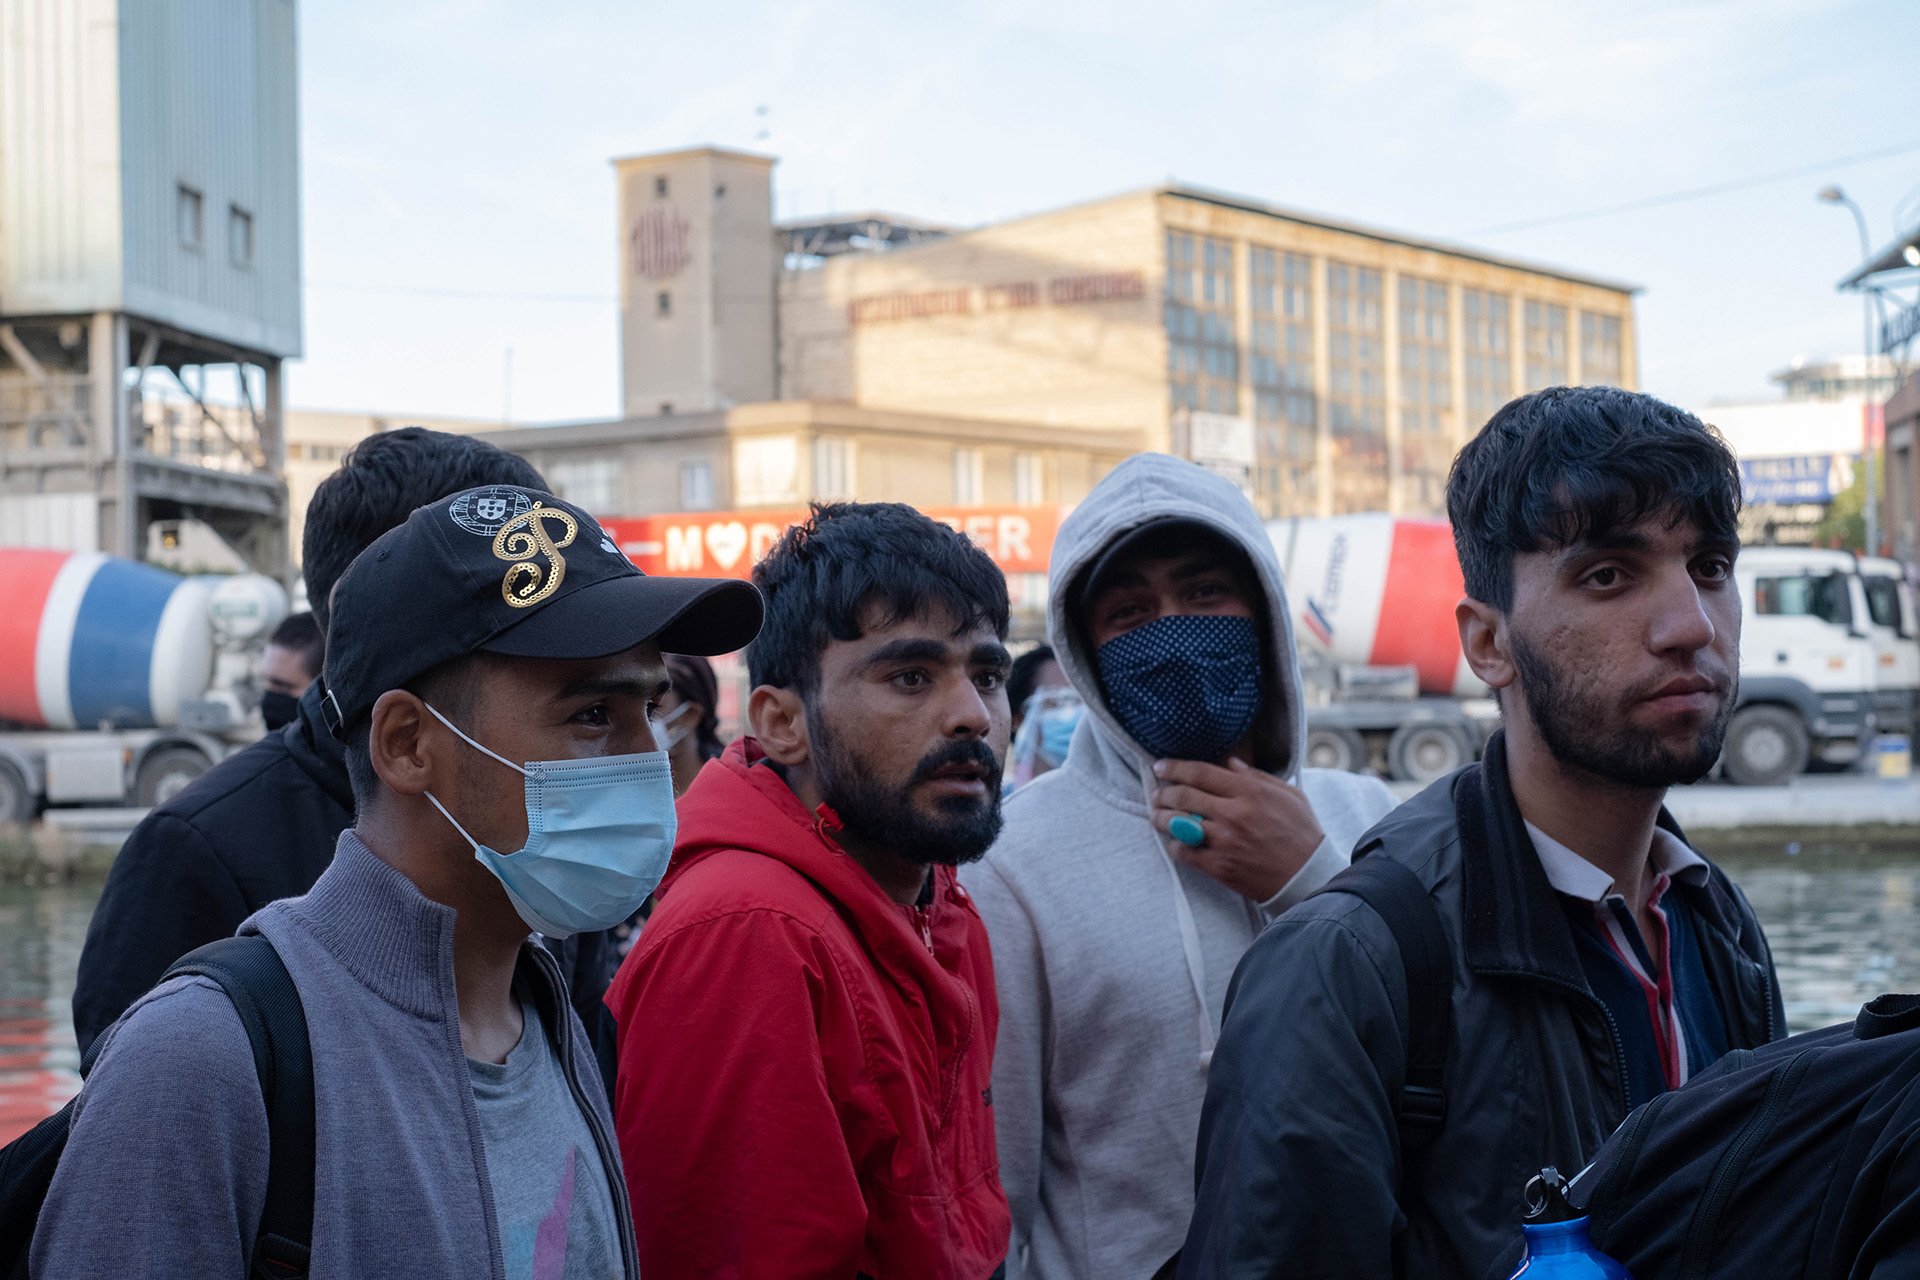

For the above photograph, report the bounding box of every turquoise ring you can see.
[1169,814,1207,848]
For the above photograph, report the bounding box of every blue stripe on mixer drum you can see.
[66,558,181,729]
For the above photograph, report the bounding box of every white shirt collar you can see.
[1523,820,1711,906]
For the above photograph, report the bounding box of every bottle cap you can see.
[1523,1167,1582,1224]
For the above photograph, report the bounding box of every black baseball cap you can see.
[320,485,763,736]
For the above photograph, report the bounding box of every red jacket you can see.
[606,738,1009,1280]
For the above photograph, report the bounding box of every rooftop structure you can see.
[0,0,302,573]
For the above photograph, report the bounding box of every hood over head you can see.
[1048,453,1306,785]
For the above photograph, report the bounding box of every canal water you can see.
[2,842,1919,1142]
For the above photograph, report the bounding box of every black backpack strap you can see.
[165,936,314,1279]
[1318,852,1454,1147]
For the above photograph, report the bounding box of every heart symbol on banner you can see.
[705,522,750,571]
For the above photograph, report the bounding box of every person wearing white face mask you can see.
[31,484,762,1280]
[659,652,725,797]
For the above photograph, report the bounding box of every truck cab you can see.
[1858,556,1920,740]
[1729,547,1877,784]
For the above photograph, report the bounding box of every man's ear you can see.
[749,684,810,768]
[369,689,438,798]
[1457,596,1516,693]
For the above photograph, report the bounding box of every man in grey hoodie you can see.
[32,487,761,1280]
[963,453,1400,1279]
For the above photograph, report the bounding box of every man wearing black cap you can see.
[962,454,1399,1279]
[33,486,762,1280]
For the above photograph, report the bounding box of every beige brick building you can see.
[775,184,1638,518]
[497,147,1638,524]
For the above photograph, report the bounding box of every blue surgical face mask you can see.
[423,703,678,939]
[1095,614,1263,762]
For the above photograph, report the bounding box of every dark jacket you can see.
[1579,993,1920,1279]
[72,682,621,1080]
[1180,732,1783,1280]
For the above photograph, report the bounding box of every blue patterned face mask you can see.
[1095,614,1262,762]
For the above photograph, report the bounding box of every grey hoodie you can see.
[961,453,1398,1280]
[32,831,638,1280]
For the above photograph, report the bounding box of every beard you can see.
[808,707,1005,867]
[1510,632,1734,788]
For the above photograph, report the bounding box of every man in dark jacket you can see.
[72,429,621,1066]
[1182,386,1785,1280]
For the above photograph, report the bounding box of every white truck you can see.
[1860,555,1920,741]
[0,549,287,823]
[1727,547,1907,785]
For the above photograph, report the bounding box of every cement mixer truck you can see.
[0,549,288,823]
[1270,515,1913,786]
[1270,515,1498,783]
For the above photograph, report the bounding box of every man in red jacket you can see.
[606,501,1014,1280]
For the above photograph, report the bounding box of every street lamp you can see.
[1818,185,1881,556]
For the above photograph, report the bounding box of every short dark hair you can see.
[303,428,547,630]
[1008,644,1056,717]
[748,503,1010,696]
[1446,386,1742,612]
[268,611,324,679]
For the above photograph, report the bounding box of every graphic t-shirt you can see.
[468,999,622,1280]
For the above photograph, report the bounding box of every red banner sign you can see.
[602,506,1062,579]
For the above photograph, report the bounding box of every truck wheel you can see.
[0,761,33,826]
[1722,706,1809,787]
[134,747,213,807]
[1388,724,1469,785]
[1304,727,1367,773]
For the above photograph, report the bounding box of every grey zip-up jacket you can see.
[963,453,1399,1279]
[32,831,638,1280]
[1180,732,1783,1280]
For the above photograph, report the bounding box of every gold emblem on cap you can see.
[494,502,577,608]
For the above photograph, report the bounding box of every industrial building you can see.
[0,0,301,574]
[515,146,1639,523]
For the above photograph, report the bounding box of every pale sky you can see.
[291,0,1920,426]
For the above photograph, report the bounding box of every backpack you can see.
[0,934,315,1280]
[1571,993,1920,1280]
[1318,852,1456,1150]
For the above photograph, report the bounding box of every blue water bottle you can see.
[1508,1168,1632,1279]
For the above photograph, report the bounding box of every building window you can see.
[546,458,620,514]
[680,459,715,510]
[1523,300,1569,390]
[1166,232,1240,415]
[812,437,856,499]
[228,205,253,268]
[734,435,800,506]
[953,448,984,505]
[1250,247,1317,516]
[1013,452,1043,505]
[654,176,669,198]
[715,183,728,199]
[657,291,672,317]
[177,184,204,251]
[1326,261,1387,513]
[1462,288,1511,426]
[1581,312,1624,386]
[1398,275,1453,516]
